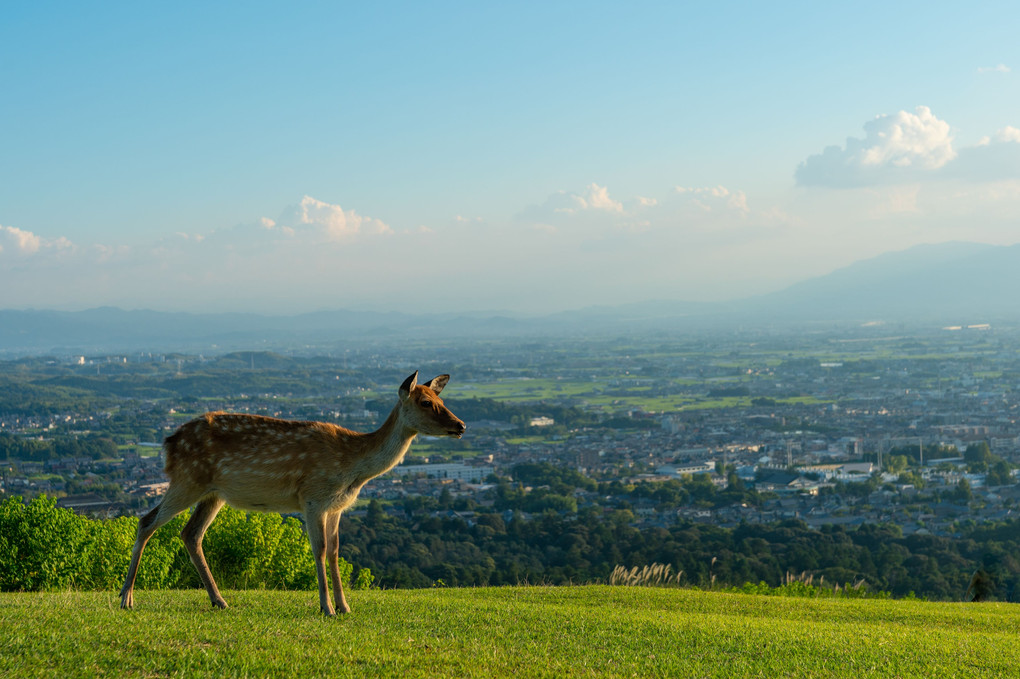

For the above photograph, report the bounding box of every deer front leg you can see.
[305,505,335,616]
[326,510,351,614]
[120,503,161,609]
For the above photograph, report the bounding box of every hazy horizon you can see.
[3,3,1019,315]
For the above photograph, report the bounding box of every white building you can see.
[656,461,716,477]
[392,462,494,482]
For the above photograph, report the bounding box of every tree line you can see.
[0,432,118,462]
[339,501,1020,601]
[3,493,1019,601]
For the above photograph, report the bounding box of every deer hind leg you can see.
[120,484,204,609]
[326,510,351,614]
[181,495,228,609]
[304,506,335,616]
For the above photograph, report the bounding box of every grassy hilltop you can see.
[2,586,1018,678]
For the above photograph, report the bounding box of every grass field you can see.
[453,376,834,415]
[2,586,1017,678]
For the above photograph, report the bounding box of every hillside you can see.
[2,586,1017,677]
[743,241,1020,322]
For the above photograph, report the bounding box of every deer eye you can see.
[421,399,432,407]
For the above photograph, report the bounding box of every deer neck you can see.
[359,405,417,479]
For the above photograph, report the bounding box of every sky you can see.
[2,1,1019,315]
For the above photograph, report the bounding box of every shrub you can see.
[727,571,891,599]
[0,496,373,592]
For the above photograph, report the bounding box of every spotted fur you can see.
[120,372,465,615]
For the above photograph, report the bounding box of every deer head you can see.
[398,371,466,438]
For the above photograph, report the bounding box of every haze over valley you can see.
[2,240,1018,354]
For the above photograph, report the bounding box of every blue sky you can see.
[2,2,1019,313]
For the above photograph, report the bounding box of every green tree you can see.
[954,478,973,503]
[885,455,909,474]
[986,460,1013,487]
[965,442,994,473]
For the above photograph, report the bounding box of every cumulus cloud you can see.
[978,63,1011,74]
[0,225,73,257]
[950,127,1020,181]
[0,225,41,254]
[186,196,392,255]
[796,106,956,187]
[582,183,624,213]
[977,126,1020,146]
[518,183,627,222]
[518,181,786,243]
[796,108,1020,188]
[251,216,292,237]
[275,195,391,240]
[518,185,669,235]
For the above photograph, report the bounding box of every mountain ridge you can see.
[2,241,1017,353]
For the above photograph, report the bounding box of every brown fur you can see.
[120,372,464,615]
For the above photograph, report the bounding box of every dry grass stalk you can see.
[609,563,683,587]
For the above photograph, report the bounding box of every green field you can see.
[452,376,834,415]
[2,586,1017,678]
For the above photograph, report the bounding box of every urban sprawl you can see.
[3,323,1020,538]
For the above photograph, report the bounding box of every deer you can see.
[119,371,465,616]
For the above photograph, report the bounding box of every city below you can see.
[3,321,1018,541]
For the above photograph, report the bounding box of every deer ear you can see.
[399,372,418,400]
[423,374,450,394]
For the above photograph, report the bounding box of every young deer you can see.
[119,371,465,616]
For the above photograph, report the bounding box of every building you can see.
[392,462,494,482]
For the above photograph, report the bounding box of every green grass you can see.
[408,441,489,459]
[504,435,557,445]
[2,586,1017,678]
[457,376,832,415]
[25,473,64,482]
[458,378,601,402]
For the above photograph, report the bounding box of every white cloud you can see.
[796,106,956,187]
[0,225,73,257]
[252,216,294,236]
[583,183,624,213]
[948,129,1020,182]
[978,64,1011,74]
[859,107,954,169]
[0,225,41,254]
[182,195,391,255]
[977,126,1020,146]
[275,195,391,240]
[675,185,750,214]
[519,183,625,221]
[518,182,781,244]
[796,109,1020,188]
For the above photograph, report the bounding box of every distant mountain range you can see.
[743,240,1016,323]
[2,241,1018,354]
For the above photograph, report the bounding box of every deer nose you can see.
[450,421,466,437]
